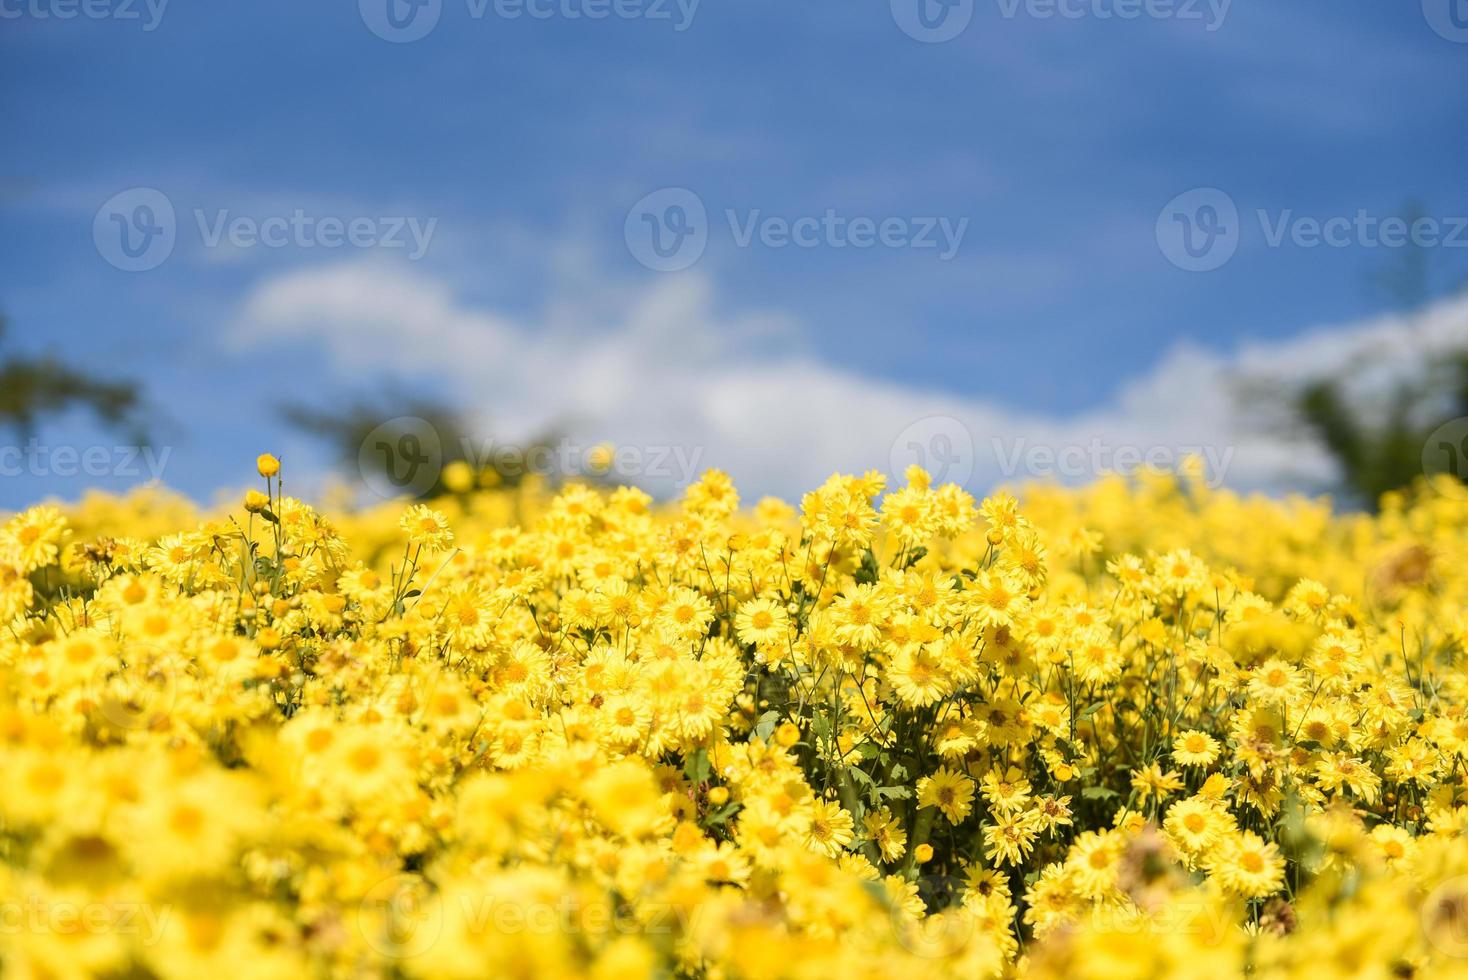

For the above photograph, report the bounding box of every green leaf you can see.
[854,548,880,586]
[753,710,780,741]
[704,802,742,826]
[684,748,711,785]
[810,713,831,740]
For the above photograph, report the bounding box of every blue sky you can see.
[3,0,1467,507]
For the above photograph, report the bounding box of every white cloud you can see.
[232,259,1468,501]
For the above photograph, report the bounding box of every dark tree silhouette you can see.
[284,397,564,498]
[1237,201,1468,510]
[1292,353,1468,507]
[0,316,147,441]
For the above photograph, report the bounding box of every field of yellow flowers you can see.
[4,455,1468,979]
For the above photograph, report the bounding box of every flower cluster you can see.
[3,459,1468,979]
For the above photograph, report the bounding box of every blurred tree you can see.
[1365,199,1435,311]
[0,315,147,440]
[284,397,564,499]
[1293,354,1468,507]
[1239,201,1468,509]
